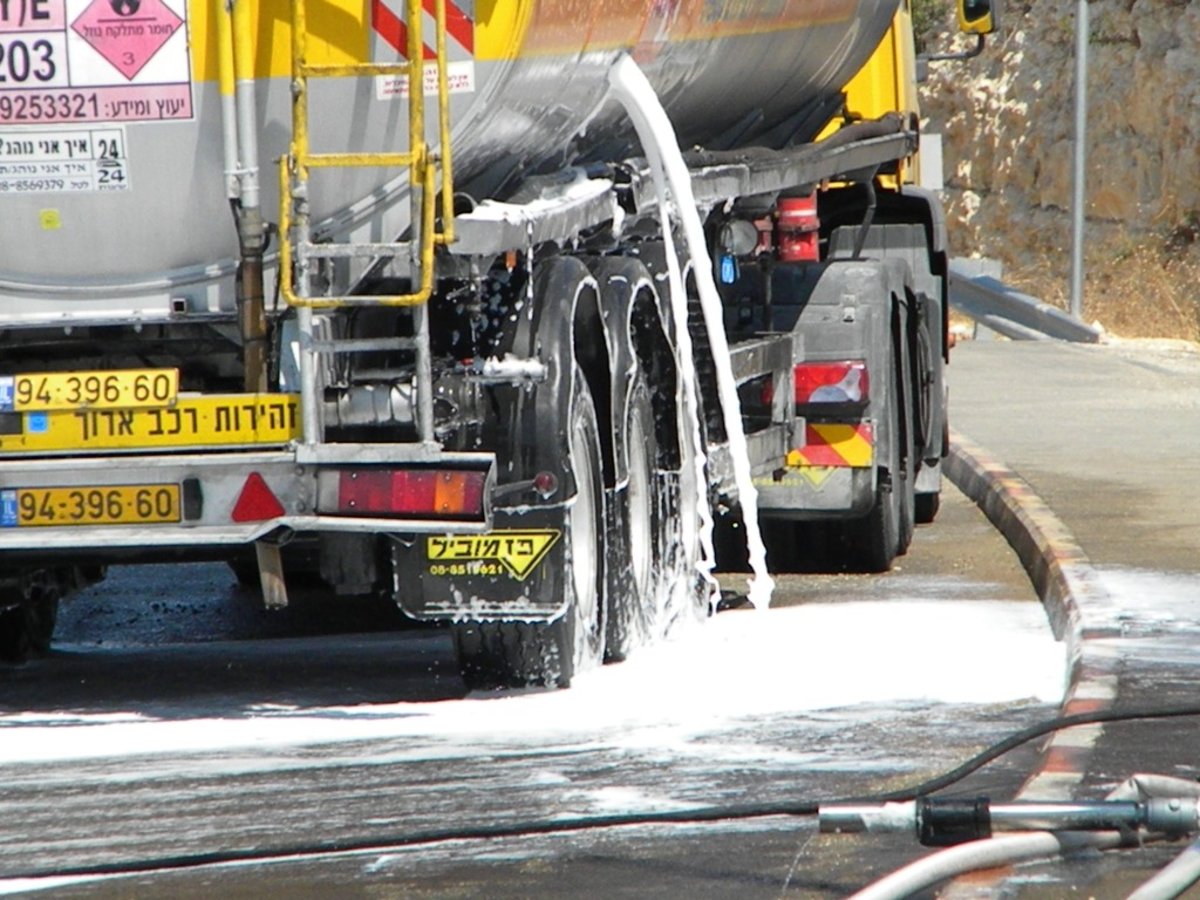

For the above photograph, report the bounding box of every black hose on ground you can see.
[10,704,1200,882]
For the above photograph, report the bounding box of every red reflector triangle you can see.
[231,472,285,522]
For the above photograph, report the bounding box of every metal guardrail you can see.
[948,259,1103,344]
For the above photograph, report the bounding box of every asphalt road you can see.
[0,477,1057,899]
[12,335,1194,898]
[944,337,1200,899]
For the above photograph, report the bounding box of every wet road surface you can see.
[0,479,1059,898]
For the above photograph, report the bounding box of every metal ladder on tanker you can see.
[277,0,456,448]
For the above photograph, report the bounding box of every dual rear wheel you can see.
[455,342,700,687]
[606,372,694,660]
[454,365,607,689]
[453,256,706,689]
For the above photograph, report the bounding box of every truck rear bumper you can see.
[0,444,496,556]
[755,465,875,519]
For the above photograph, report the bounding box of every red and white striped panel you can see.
[372,0,474,60]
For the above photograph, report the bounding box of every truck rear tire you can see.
[454,620,576,690]
[912,306,942,525]
[605,370,700,658]
[896,371,917,557]
[915,491,941,524]
[915,418,948,524]
[0,570,62,663]
[837,332,912,573]
[606,374,656,660]
[455,366,607,688]
[842,473,900,573]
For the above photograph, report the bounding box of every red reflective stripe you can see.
[423,0,475,52]
[373,0,437,59]
[796,424,846,467]
[372,0,406,54]
[791,423,874,468]
[376,0,473,59]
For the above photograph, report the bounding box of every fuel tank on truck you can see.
[0,0,899,323]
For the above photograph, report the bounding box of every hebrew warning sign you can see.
[0,126,128,193]
[427,530,560,581]
[0,0,192,125]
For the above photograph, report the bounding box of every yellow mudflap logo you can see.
[794,465,836,488]
[754,465,836,489]
[427,530,561,580]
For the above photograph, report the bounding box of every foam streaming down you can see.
[607,54,775,610]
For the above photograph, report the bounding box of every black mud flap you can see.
[391,505,570,622]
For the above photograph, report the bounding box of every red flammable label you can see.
[71,0,183,80]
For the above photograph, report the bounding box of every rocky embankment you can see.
[919,1,1200,336]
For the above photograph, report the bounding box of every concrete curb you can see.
[944,429,1121,802]
[939,430,1125,897]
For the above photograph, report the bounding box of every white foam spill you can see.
[0,601,1063,767]
[606,54,774,609]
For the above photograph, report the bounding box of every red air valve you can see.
[776,195,819,262]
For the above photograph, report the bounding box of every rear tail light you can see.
[336,469,487,519]
[793,361,869,407]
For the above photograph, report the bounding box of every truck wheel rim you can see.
[626,403,653,597]
[568,401,601,672]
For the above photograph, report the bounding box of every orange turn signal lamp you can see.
[336,468,487,519]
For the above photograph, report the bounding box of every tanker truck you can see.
[0,0,995,685]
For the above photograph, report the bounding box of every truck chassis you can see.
[0,78,948,688]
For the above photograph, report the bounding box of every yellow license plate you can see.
[0,394,300,454]
[0,369,179,412]
[1,484,181,527]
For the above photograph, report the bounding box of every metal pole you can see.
[1069,0,1088,319]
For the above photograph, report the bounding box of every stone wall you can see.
[920,1,1200,265]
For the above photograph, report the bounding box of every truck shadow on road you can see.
[0,629,468,717]
[0,562,470,717]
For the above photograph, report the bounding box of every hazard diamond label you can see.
[1,0,192,125]
[427,530,560,581]
[71,0,183,80]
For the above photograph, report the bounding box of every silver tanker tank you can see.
[0,0,898,323]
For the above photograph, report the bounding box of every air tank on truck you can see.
[0,0,996,682]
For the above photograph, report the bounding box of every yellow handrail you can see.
[279,0,455,309]
[279,149,438,309]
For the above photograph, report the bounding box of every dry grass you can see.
[995,235,1200,342]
